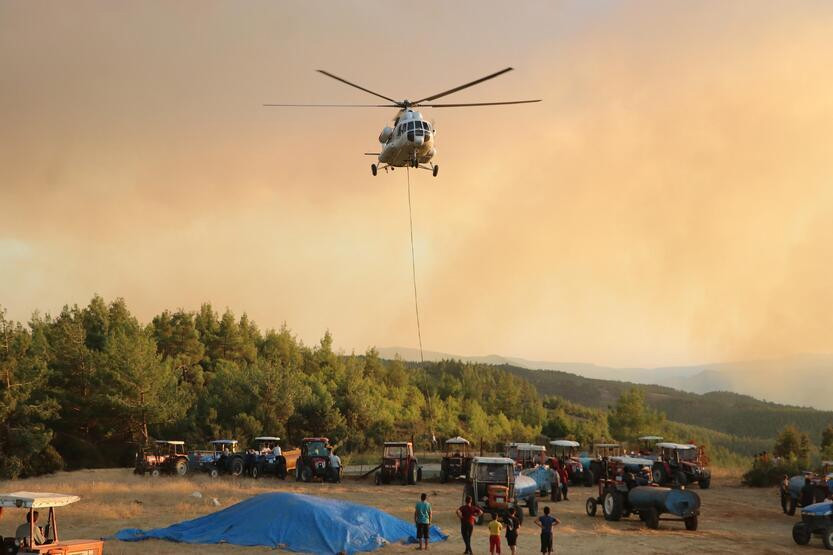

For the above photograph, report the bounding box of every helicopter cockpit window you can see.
[407,121,415,130]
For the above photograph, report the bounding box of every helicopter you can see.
[264,67,540,177]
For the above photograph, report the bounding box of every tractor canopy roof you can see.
[638,436,664,441]
[255,436,280,442]
[657,442,696,450]
[0,492,80,509]
[550,440,580,448]
[593,443,620,448]
[611,455,655,466]
[445,436,470,445]
[210,439,238,445]
[155,440,185,445]
[525,445,546,452]
[384,441,412,447]
[302,437,330,443]
[472,456,515,465]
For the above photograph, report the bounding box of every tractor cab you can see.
[0,492,103,554]
[549,440,585,485]
[653,443,711,488]
[465,457,538,524]
[580,443,622,485]
[636,436,664,458]
[134,440,189,476]
[440,436,473,483]
[376,442,422,485]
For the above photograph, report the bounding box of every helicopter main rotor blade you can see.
[412,67,515,104]
[316,70,401,105]
[416,99,542,107]
[263,103,397,107]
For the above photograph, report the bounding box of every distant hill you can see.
[378,347,833,411]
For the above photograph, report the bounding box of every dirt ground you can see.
[0,468,806,554]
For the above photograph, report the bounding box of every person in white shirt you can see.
[272,444,282,456]
[328,448,342,482]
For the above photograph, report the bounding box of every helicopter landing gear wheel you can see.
[432,165,438,177]
[371,164,377,176]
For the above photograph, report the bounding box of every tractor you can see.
[134,440,189,477]
[295,437,334,482]
[579,443,622,486]
[375,441,422,485]
[189,439,245,477]
[440,436,473,483]
[652,443,711,489]
[792,500,833,549]
[505,443,547,469]
[784,470,833,515]
[548,440,585,486]
[464,456,539,525]
[585,459,700,531]
[249,436,301,479]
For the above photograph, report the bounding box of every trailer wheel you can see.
[673,471,687,487]
[822,527,833,550]
[699,477,710,489]
[602,491,623,521]
[643,508,659,529]
[787,496,797,516]
[528,496,538,517]
[684,515,698,531]
[792,522,811,545]
[585,498,597,516]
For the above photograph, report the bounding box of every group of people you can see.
[415,493,561,554]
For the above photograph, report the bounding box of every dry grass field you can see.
[0,468,803,554]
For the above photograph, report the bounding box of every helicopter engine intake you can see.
[378,127,393,143]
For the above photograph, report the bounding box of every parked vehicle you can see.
[249,437,301,479]
[652,443,711,489]
[585,459,700,530]
[636,436,664,459]
[784,472,832,515]
[0,491,104,554]
[296,437,334,482]
[520,464,557,500]
[580,443,622,486]
[440,436,473,483]
[464,456,539,525]
[506,443,547,469]
[134,440,189,477]
[792,500,833,549]
[189,439,245,477]
[375,441,422,485]
[548,440,585,486]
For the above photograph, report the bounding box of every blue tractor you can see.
[792,501,833,549]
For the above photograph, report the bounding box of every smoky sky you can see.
[2,1,833,368]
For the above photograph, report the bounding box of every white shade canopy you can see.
[255,437,280,441]
[445,436,471,445]
[657,442,696,450]
[0,492,80,509]
[550,440,580,448]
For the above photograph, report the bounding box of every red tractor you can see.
[548,440,585,486]
[375,441,422,485]
[134,440,189,477]
[295,437,334,482]
[652,443,711,489]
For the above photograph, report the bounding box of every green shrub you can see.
[742,457,801,487]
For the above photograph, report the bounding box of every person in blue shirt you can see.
[534,506,560,555]
[414,492,432,550]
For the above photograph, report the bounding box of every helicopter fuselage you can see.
[377,109,435,167]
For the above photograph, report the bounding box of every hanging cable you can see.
[406,166,424,364]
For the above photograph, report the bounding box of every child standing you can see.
[504,507,521,555]
[488,513,503,554]
[534,506,560,555]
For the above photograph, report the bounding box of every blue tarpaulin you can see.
[114,492,447,554]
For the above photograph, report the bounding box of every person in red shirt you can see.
[558,464,569,501]
[456,495,483,555]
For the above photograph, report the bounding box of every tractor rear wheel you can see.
[408,465,417,485]
[175,459,188,476]
[230,458,244,477]
[643,508,659,529]
[787,497,797,516]
[301,466,313,482]
[822,526,833,550]
[792,522,811,545]
[602,491,623,521]
[586,497,597,516]
[684,515,698,531]
[673,471,687,487]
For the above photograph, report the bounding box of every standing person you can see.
[456,495,483,555]
[504,507,520,555]
[487,513,503,555]
[779,474,791,514]
[328,448,342,483]
[414,493,432,551]
[534,506,560,555]
[558,464,569,501]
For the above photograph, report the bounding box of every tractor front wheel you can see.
[602,491,623,521]
[699,477,711,489]
[301,466,313,482]
[209,467,219,479]
[251,464,261,479]
[792,522,811,545]
[150,468,161,478]
[822,526,833,550]
[586,497,597,516]
[684,515,698,531]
